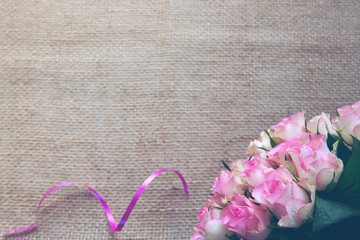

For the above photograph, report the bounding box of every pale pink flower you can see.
[192,199,231,240]
[267,132,309,167]
[290,135,343,191]
[247,130,273,158]
[221,194,272,240]
[252,167,314,228]
[332,100,360,145]
[229,159,246,174]
[268,133,343,191]
[212,170,247,206]
[307,112,338,138]
[239,154,274,188]
[269,111,306,143]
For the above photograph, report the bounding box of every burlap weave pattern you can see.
[1,0,359,239]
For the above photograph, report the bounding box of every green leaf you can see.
[335,180,360,209]
[244,188,253,199]
[325,131,352,162]
[330,140,339,154]
[335,136,360,207]
[207,205,223,212]
[226,233,242,240]
[257,146,270,152]
[265,130,277,148]
[324,172,336,192]
[286,167,299,182]
[266,227,311,240]
[336,140,352,164]
[313,195,359,231]
[268,222,282,229]
[326,133,337,152]
[266,230,292,240]
[310,215,360,239]
[222,160,231,172]
[316,119,321,135]
[267,219,318,240]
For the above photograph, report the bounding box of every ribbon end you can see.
[185,190,189,198]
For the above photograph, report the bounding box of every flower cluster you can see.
[193,100,360,240]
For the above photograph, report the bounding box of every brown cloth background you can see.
[1,0,359,239]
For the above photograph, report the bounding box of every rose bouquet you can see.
[193,100,360,240]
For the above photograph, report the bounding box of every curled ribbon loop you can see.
[4,169,188,234]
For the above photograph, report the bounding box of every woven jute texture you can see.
[1,0,359,239]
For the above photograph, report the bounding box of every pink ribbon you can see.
[3,169,188,234]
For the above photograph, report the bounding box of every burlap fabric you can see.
[1,0,359,239]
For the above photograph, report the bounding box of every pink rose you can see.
[290,135,343,191]
[229,159,246,174]
[269,111,306,144]
[212,170,247,206]
[268,133,343,191]
[332,100,360,145]
[247,130,273,158]
[239,154,274,188]
[193,199,231,240]
[252,167,314,228]
[221,194,272,240]
[267,132,309,167]
[307,112,338,138]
